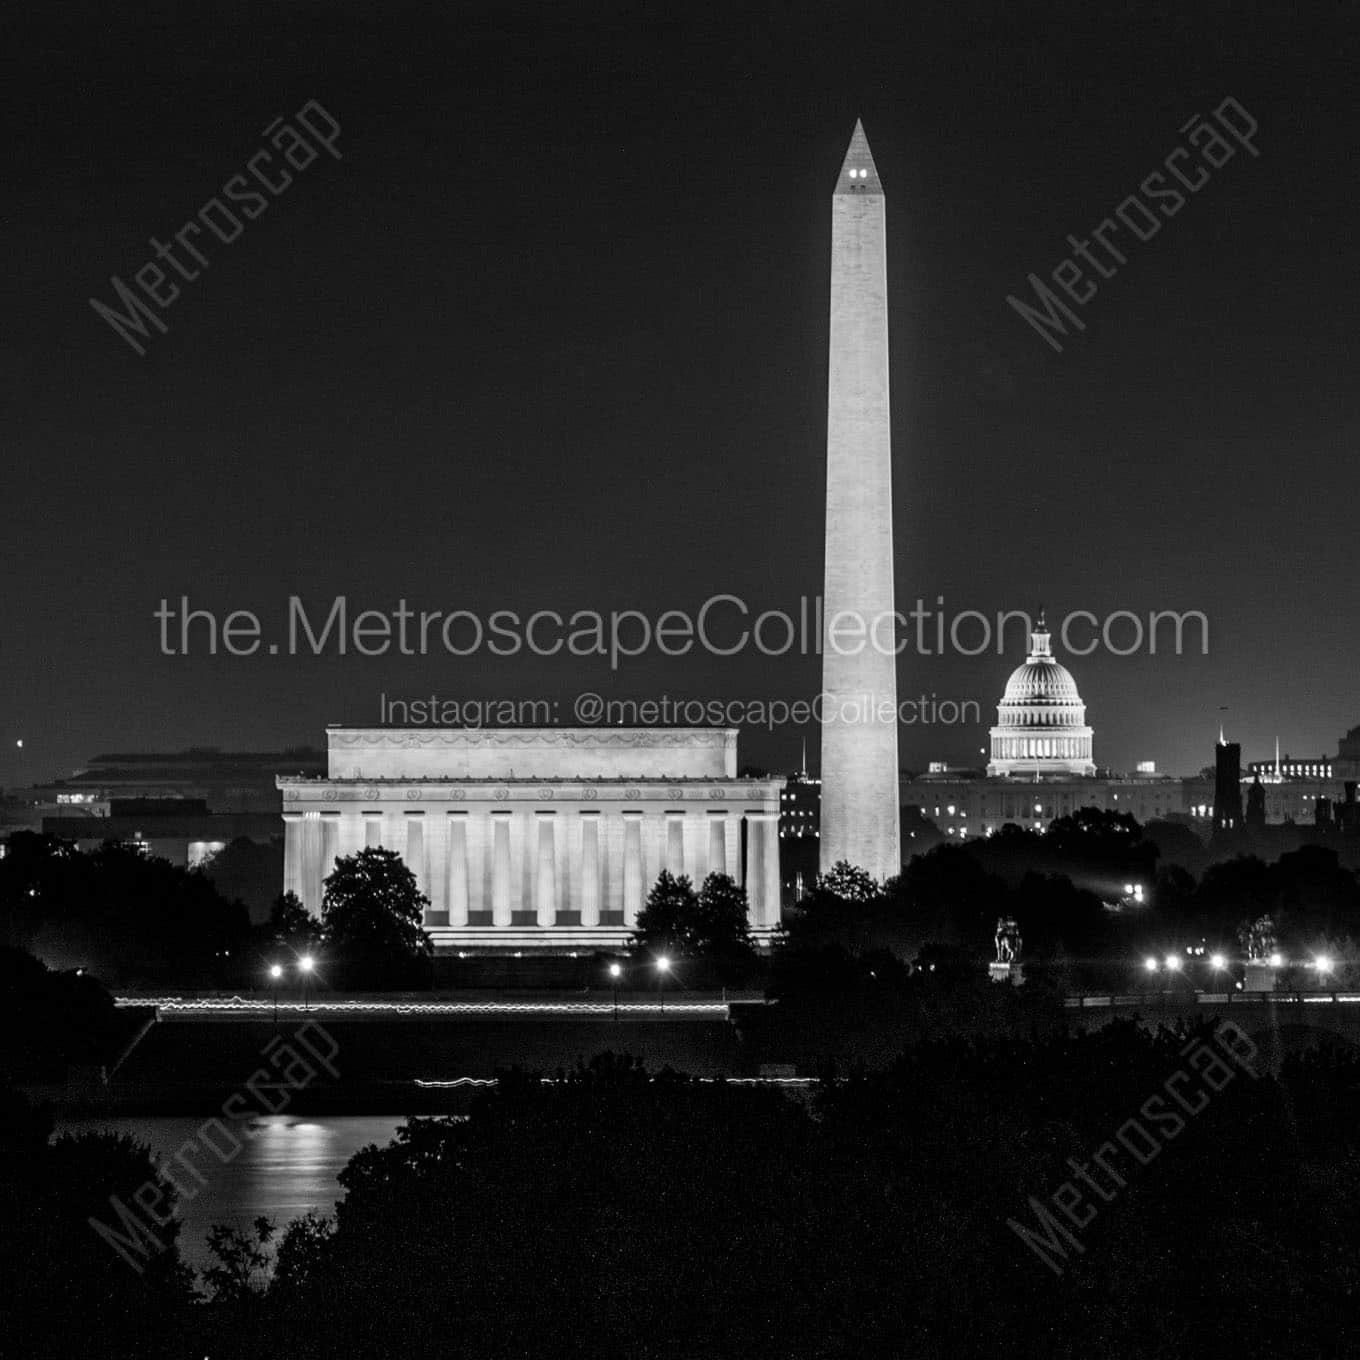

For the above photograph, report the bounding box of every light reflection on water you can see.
[54,1114,409,1274]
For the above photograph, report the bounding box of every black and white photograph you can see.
[4,2,1360,1355]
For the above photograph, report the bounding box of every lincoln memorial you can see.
[277,727,786,948]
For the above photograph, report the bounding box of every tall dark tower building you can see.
[1213,734,1244,833]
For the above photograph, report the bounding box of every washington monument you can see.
[819,119,901,882]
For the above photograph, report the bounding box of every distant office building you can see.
[779,767,820,905]
[1247,751,1334,781]
[1337,727,1360,781]
[11,747,323,876]
[903,770,1183,840]
[24,747,325,816]
[40,799,279,869]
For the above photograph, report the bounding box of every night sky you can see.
[4,0,1357,786]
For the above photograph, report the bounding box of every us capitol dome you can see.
[986,613,1096,777]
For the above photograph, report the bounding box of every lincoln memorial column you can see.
[514,813,533,921]
[466,810,488,922]
[707,812,726,884]
[301,813,323,913]
[747,812,781,929]
[336,811,363,863]
[421,805,448,924]
[687,812,708,883]
[745,813,764,927]
[764,811,783,928]
[404,812,430,922]
[426,812,448,924]
[725,814,741,882]
[664,812,685,878]
[641,810,664,901]
[603,813,624,922]
[579,811,601,927]
[490,811,513,927]
[283,811,304,903]
[363,811,382,848]
[446,811,469,927]
[318,812,340,900]
[535,812,557,927]
[622,810,644,924]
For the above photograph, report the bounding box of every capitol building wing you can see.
[986,617,1096,777]
[278,727,785,949]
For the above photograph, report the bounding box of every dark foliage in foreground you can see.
[211,1032,1360,1357]
[0,945,119,1080]
[0,830,249,986]
[2,1091,195,1359]
[14,1022,1360,1358]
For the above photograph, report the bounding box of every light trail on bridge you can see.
[1066,992,1360,1008]
[412,1075,818,1088]
[114,996,732,1018]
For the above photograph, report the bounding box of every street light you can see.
[268,963,283,1025]
[1209,953,1227,972]
[1164,955,1181,972]
[656,956,671,1015]
[1143,956,1159,972]
[1269,952,1284,968]
[1315,956,1333,978]
[299,955,314,1013]
[608,961,622,1021]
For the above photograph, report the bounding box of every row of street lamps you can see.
[1143,951,1333,976]
[267,955,316,1020]
[260,954,677,1021]
[608,957,671,1019]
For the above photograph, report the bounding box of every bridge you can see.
[111,990,761,1022]
[1064,989,1360,1070]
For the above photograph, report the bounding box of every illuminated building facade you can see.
[986,615,1095,777]
[278,727,785,949]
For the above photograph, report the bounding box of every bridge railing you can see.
[1065,991,1360,1009]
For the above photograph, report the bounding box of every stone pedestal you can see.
[989,961,1025,986]
[1244,960,1277,992]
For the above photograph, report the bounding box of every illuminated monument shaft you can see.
[820,120,900,882]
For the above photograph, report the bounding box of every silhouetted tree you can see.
[198,836,283,921]
[630,870,698,956]
[693,873,754,950]
[2,1088,195,1357]
[0,833,249,985]
[0,947,117,1080]
[817,860,879,902]
[320,847,431,988]
[630,871,756,980]
[265,890,323,957]
[204,1216,275,1301]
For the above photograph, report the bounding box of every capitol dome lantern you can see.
[987,613,1095,777]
